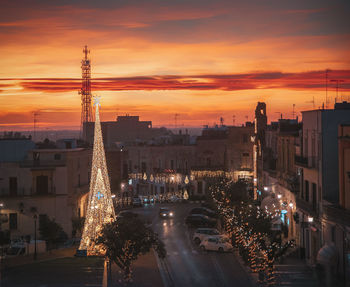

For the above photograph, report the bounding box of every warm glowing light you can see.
[308,216,313,223]
[277,194,282,199]
[264,186,268,191]
[184,175,189,185]
[79,97,115,254]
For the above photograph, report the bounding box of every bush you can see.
[39,216,68,249]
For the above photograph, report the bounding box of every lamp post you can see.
[33,214,37,260]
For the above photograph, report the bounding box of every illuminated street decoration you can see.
[79,96,115,254]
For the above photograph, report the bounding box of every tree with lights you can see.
[79,96,115,254]
[96,215,166,282]
[209,177,295,286]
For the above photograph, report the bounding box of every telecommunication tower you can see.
[80,45,93,138]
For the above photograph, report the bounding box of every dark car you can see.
[190,207,217,218]
[159,208,174,219]
[185,214,217,227]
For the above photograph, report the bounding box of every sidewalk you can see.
[1,246,76,269]
[274,256,318,287]
[108,250,163,287]
[2,253,104,287]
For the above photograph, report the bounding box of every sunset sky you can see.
[0,0,349,130]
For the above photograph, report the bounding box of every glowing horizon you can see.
[1,0,349,130]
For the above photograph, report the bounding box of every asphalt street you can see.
[131,202,254,287]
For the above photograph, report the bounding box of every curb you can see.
[233,249,258,287]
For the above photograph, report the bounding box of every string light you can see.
[79,96,115,254]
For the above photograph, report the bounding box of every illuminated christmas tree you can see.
[79,96,115,254]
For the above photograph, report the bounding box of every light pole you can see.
[33,214,37,260]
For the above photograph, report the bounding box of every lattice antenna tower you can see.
[80,45,93,137]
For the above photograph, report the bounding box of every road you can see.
[131,202,254,287]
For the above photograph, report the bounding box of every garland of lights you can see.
[209,177,295,285]
[79,96,115,254]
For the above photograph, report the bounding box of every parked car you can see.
[192,228,220,244]
[190,207,217,218]
[132,197,142,207]
[185,214,217,227]
[159,208,174,219]
[200,237,233,252]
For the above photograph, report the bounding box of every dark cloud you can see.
[2,69,349,93]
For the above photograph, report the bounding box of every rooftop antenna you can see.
[325,69,330,109]
[220,117,224,126]
[305,96,315,109]
[33,111,40,142]
[330,79,345,103]
[174,113,179,129]
[79,45,93,140]
[292,104,296,119]
[232,115,236,126]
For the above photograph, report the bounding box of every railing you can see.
[295,155,308,167]
[295,155,318,169]
[296,197,317,217]
[20,159,66,168]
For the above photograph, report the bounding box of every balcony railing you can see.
[20,159,66,168]
[295,156,318,169]
[295,155,308,167]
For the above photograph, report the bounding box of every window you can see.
[312,183,317,211]
[65,142,72,149]
[206,158,211,167]
[331,226,336,242]
[9,213,17,230]
[243,152,249,157]
[198,181,203,194]
[54,154,61,160]
[305,180,309,202]
[9,177,17,196]
[33,152,40,161]
[242,134,248,143]
[36,175,49,195]
[141,162,146,173]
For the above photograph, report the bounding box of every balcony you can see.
[295,156,318,170]
[323,205,350,227]
[296,197,317,217]
[295,155,308,167]
[20,159,66,169]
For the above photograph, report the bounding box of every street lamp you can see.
[33,214,38,260]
